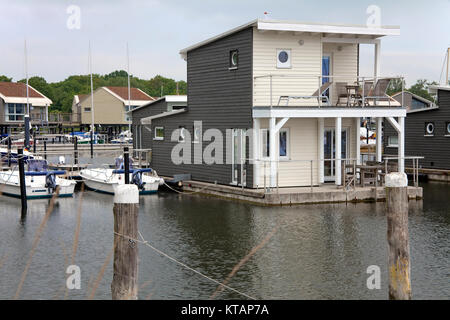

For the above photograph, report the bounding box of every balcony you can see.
[253,74,405,108]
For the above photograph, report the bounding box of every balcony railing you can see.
[253,74,405,108]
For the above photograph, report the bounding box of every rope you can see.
[163,181,215,195]
[112,230,256,300]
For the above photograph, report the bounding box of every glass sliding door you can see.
[231,129,247,186]
[324,128,348,181]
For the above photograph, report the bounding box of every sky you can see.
[0,0,449,86]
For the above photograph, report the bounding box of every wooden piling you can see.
[111,184,139,300]
[74,137,78,165]
[43,141,47,161]
[385,172,411,300]
[124,147,130,184]
[18,148,27,216]
[7,137,11,167]
[90,131,94,159]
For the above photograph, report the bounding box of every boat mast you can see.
[89,41,95,134]
[127,42,131,132]
[24,39,29,115]
[446,47,449,86]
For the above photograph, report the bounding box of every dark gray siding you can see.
[149,27,254,186]
[384,89,450,169]
[131,99,169,151]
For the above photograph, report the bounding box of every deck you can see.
[181,180,423,206]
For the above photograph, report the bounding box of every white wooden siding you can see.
[256,117,357,187]
[252,28,359,107]
[253,29,322,107]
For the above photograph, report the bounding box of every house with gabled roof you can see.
[0,82,52,131]
[72,86,155,126]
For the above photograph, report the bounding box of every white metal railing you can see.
[253,74,405,108]
[383,156,425,188]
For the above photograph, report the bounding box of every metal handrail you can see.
[253,74,404,108]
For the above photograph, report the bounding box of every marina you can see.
[0,181,448,299]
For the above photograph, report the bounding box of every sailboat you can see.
[0,159,76,199]
[80,157,164,195]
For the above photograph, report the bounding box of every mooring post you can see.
[90,130,94,159]
[111,184,139,300]
[24,115,30,150]
[74,136,78,165]
[7,136,11,167]
[43,140,47,160]
[385,172,411,300]
[18,148,27,216]
[124,147,130,184]
[33,131,36,154]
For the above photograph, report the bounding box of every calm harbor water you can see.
[0,181,448,300]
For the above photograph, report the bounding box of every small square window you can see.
[425,122,434,136]
[388,136,398,147]
[154,127,164,140]
[229,50,238,69]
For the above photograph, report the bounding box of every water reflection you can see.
[0,182,448,300]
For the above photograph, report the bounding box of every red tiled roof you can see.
[105,86,154,101]
[0,82,45,98]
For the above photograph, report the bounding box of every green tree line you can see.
[0,71,186,113]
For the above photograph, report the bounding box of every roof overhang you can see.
[0,95,52,106]
[129,95,187,113]
[179,19,400,59]
[429,85,450,95]
[140,109,187,125]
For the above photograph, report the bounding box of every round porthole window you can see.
[278,51,289,63]
[447,123,450,134]
[426,122,434,135]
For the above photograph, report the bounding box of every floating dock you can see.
[181,180,423,206]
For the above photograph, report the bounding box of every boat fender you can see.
[45,173,57,193]
[131,170,146,190]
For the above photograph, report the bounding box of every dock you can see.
[181,180,423,206]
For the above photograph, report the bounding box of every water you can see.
[0,182,448,300]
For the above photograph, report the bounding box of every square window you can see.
[229,50,238,69]
[277,49,291,69]
[84,107,91,112]
[261,129,289,159]
[388,136,398,147]
[154,127,164,140]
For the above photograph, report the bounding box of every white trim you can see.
[154,126,164,140]
[130,95,187,113]
[322,37,380,44]
[386,117,400,133]
[141,109,187,124]
[179,18,399,58]
[253,107,406,119]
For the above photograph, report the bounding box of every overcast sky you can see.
[1,0,449,86]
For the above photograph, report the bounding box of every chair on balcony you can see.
[278,82,333,106]
[336,82,349,106]
[362,78,394,106]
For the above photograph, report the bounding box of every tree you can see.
[408,79,438,102]
[0,75,12,82]
[386,78,405,96]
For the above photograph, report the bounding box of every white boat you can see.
[111,130,133,144]
[0,160,76,199]
[0,146,41,164]
[80,167,163,195]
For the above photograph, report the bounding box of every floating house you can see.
[0,82,52,132]
[71,86,155,129]
[384,86,450,175]
[138,19,407,189]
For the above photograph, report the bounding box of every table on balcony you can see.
[357,164,384,187]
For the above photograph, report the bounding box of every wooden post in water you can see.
[111,184,139,300]
[43,140,47,161]
[124,147,130,184]
[90,131,94,159]
[74,136,78,165]
[18,148,27,216]
[385,172,411,300]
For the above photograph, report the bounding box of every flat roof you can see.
[129,95,187,113]
[179,18,400,58]
[429,85,450,94]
